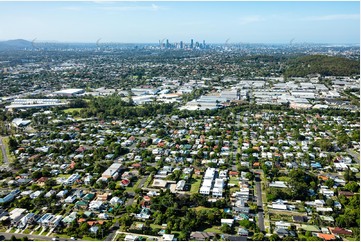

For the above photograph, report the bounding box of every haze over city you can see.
[0,1,359,44]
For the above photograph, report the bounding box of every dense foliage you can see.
[284,55,360,77]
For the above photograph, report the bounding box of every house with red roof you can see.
[329,227,353,236]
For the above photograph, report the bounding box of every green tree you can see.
[269,234,280,241]
[344,181,359,192]
[252,233,264,241]
[220,224,232,234]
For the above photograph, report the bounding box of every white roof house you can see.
[202,179,213,188]
[199,186,211,195]
[176,180,186,191]
[212,187,223,197]
[213,178,224,188]
[109,196,123,206]
[56,190,68,198]
[102,163,123,179]
[221,219,234,227]
[204,168,216,180]
[269,181,288,188]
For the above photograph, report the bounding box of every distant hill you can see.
[0,39,33,50]
[283,55,360,77]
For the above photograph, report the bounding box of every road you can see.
[346,149,360,163]
[114,231,161,241]
[0,232,71,241]
[254,174,265,232]
[0,137,9,165]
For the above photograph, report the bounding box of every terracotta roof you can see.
[316,233,336,241]
[78,218,86,223]
[229,171,239,176]
[87,220,105,226]
[318,175,329,181]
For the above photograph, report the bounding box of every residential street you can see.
[0,232,71,241]
[254,173,265,232]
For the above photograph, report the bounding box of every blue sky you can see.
[0,1,359,44]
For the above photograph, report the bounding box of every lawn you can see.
[57,174,71,179]
[204,226,222,233]
[228,176,239,186]
[82,236,98,241]
[344,236,359,241]
[190,177,202,194]
[191,206,211,211]
[63,108,84,114]
[143,174,153,188]
[269,213,293,222]
[53,233,71,239]
[277,176,291,182]
[150,224,163,230]
[0,148,3,164]
[125,178,141,192]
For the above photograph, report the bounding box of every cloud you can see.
[239,15,265,25]
[303,14,359,21]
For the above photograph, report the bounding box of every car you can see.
[70,237,76,240]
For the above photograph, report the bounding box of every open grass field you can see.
[204,226,222,233]
[63,108,84,114]
[190,177,202,193]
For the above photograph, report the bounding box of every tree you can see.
[239,219,254,229]
[8,136,18,152]
[252,233,264,241]
[325,179,335,189]
[344,181,359,192]
[178,231,188,241]
[269,234,280,241]
[108,181,116,190]
[220,224,232,234]
[314,139,333,151]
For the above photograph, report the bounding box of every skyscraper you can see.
[190,39,194,49]
[180,41,183,49]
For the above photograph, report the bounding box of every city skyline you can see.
[0,1,359,44]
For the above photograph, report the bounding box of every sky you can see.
[0,1,359,44]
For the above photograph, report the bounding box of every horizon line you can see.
[1,39,360,46]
